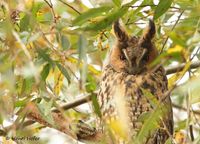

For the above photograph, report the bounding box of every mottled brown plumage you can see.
[97,20,173,144]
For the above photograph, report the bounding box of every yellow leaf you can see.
[168,61,191,88]
[54,70,64,96]
[174,131,186,144]
[36,11,43,17]
[36,37,47,48]
[167,45,189,60]
[25,0,33,8]
[167,45,183,54]
[108,119,128,140]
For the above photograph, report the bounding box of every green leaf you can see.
[154,0,173,20]
[142,0,154,5]
[135,88,170,143]
[112,0,121,7]
[91,94,101,117]
[56,62,71,84]
[41,63,51,81]
[137,112,151,123]
[168,61,191,89]
[36,48,54,64]
[141,88,159,108]
[73,6,112,26]
[37,11,53,24]
[20,13,30,31]
[78,34,87,88]
[84,6,128,31]
[32,2,44,16]
[175,119,187,131]
[169,32,186,47]
[61,35,70,50]
[44,99,53,116]
[85,75,97,93]
[165,137,173,144]
[21,77,34,95]
[0,115,3,124]
[37,99,54,125]
[15,99,29,107]
[135,107,163,143]
[78,34,87,61]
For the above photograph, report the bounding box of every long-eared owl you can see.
[97,20,173,144]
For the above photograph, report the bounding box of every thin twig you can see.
[191,107,200,127]
[126,13,152,25]
[186,90,191,142]
[44,0,52,8]
[44,0,57,23]
[58,0,81,15]
[189,125,194,141]
[172,103,200,115]
[129,5,180,10]
[160,10,184,53]
[190,47,200,61]
[52,93,93,112]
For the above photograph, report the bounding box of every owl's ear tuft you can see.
[113,20,129,42]
[139,19,155,44]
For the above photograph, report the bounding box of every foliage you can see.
[0,0,200,143]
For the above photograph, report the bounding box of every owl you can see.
[97,20,174,144]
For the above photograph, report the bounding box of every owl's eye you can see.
[120,55,126,60]
[146,55,149,60]
[143,51,149,61]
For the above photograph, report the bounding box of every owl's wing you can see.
[141,67,173,143]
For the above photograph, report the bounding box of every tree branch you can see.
[52,93,92,113]
[20,102,103,142]
[22,102,77,139]
[0,95,102,142]
[172,103,200,115]
[165,60,200,75]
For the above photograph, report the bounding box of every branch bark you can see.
[172,103,200,115]
[52,93,92,113]
[22,102,103,142]
[23,102,77,139]
[165,60,200,75]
